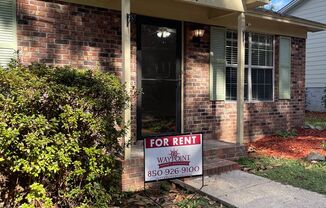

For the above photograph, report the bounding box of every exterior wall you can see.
[305,32,326,88]
[306,87,326,112]
[17,0,121,71]
[16,0,138,141]
[285,0,326,111]
[183,25,306,142]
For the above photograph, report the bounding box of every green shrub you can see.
[276,129,297,138]
[0,62,129,207]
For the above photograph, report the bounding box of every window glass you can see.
[245,33,249,65]
[226,67,237,100]
[226,31,250,65]
[252,68,273,101]
[226,67,248,101]
[225,31,274,101]
[251,33,273,67]
[141,24,177,79]
[140,24,179,137]
[226,31,238,65]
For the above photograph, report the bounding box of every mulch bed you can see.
[117,183,224,208]
[248,128,326,159]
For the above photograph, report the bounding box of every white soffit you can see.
[176,0,244,12]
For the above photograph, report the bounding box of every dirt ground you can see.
[117,183,224,208]
[248,128,326,159]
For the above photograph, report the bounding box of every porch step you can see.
[203,140,247,161]
[203,158,240,176]
[202,140,244,176]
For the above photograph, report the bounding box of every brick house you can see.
[0,0,325,191]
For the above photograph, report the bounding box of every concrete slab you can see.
[179,170,326,208]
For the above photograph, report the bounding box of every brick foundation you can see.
[121,157,144,191]
[17,0,306,192]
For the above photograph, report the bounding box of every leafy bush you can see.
[275,129,297,138]
[0,62,129,207]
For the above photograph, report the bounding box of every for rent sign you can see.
[144,133,203,182]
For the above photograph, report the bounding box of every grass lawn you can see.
[238,157,326,195]
[305,112,326,129]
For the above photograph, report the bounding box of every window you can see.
[226,67,248,100]
[226,31,274,101]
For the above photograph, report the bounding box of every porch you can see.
[116,0,321,160]
[122,139,247,191]
[120,0,250,160]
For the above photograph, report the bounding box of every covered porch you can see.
[116,0,262,159]
[116,2,249,190]
[111,0,322,158]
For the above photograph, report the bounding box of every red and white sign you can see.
[144,133,203,182]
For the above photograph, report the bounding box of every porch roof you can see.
[176,0,245,12]
[62,0,326,38]
[247,8,326,32]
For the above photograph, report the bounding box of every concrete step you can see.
[203,141,247,161]
[203,158,240,176]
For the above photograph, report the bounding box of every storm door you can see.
[137,16,181,139]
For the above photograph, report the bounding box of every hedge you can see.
[0,62,129,207]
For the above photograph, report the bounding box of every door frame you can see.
[136,15,182,140]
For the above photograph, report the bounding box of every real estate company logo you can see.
[157,149,190,168]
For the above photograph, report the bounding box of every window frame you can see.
[225,31,275,102]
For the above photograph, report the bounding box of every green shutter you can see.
[210,26,226,101]
[279,36,291,99]
[0,0,17,67]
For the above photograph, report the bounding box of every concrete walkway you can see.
[176,170,326,208]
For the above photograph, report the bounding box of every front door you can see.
[137,16,181,139]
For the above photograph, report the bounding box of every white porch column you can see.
[122,0,132,159]
[236,12,245,145]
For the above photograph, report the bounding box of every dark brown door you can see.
[137,16,181,139]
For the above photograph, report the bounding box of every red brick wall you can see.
[17,0,138,142]
[17,0,120,71]
[184,23,306,142]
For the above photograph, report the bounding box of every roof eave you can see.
[278,0,303,14]
[246,0,270,9]
[246,10,326,32]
